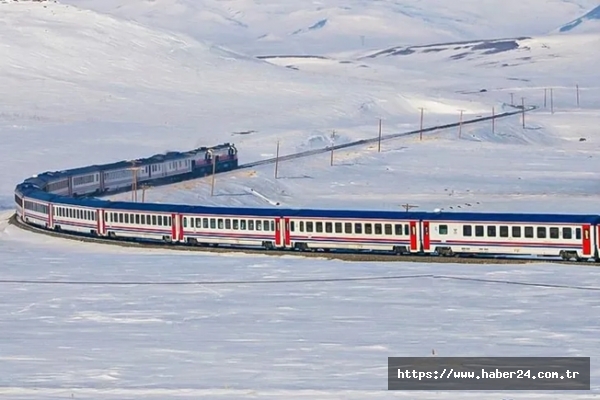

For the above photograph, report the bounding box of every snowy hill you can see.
[558,5,600,33]
[61,0,600,55]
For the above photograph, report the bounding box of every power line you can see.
[0,273,598,291]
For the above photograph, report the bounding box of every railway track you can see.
[9,213,585,266]
[238,105,537,169]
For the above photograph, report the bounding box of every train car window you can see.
[118,213,123,223]
[512,226,521,237]
[168,216,172,226]
[326,222,333,233]
[404,224,410,235]
[549,227,559,239]
[256,220,262,231]
[316,222,323,233]
[152,215,157,225]
[299,221,304,232]
[536,227,546,238]
[290,221,295,232]
[463,225,472,236]
[210,218,216,229]
[306,221,313,232]
[395,224,402,235]
[335,222,343,233]
[499,226,509,237]
[140,215,145,224]
[240,220,247,230]
[270,221,275,231]
[248,220,254,230]
[375,224,382,235]
[232,219,238,229]
[364,224,372,234]
[576,228,581,239]
[475,225,484,237]
[183,217,187,228]
[345,223,352,234]
[524,227,534,238]
[158,216,163,226]
[354,223,362,234]
[203,218,209,228]
[225,219,231,229]
[384,224,392,235]
[218,219,224,229]
[196,218,201,228]
[487,226,496,237]
[562,227,572,239]
[439,225,448,235]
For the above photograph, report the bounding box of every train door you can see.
[582,224,591,256]
[171,213,180,241]
[178,214,184,242]
[409,221,418,252]
[48,203,54,229]
[99,172,105,193]
[275,217,291,248]
[96,209,105,235]
[422,221,431,252]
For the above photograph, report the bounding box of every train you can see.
[13,142,600,262]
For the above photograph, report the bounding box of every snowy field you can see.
[2,0,600,398]
[1,214,600,399]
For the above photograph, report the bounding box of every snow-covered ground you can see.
[1,215,600,399]
[2,0,600,398]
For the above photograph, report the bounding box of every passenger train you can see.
[13,142,600,262]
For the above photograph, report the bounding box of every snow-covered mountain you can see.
[557,4,600,33]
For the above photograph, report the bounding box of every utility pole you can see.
[401,203,419,212]
[550,88,554,114]
[509,92,514,106]
[377,118,382,152]
[128,161,142,202]
[274,140,280,179]
[209,150,216,196]
[492,107,495,133]
[458,110,464,138]
[330,130,335,166]
[521,97,526,128]
[419,108,424,141]
[576,84,580,107]
[544,88,547,108]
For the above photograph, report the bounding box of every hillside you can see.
[558,4,600,33]
[61,0,600,55]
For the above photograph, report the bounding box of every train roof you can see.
[16,185,600,223]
